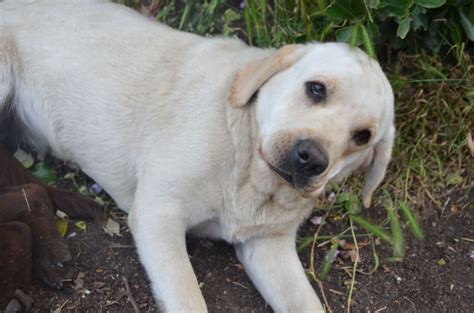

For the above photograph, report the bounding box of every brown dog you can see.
[0,144,106,311]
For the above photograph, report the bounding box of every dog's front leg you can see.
[129,203,207,312]
[235,234,324,313]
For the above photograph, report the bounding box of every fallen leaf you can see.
[341,241,370,250]
[67,232,77,239]
[75,221,87,231]
[63,173,75,180]
[232,263,244,270]
[330,213,342,221]
[310,216,323,225]
[437,258,446,266]
[103,218,121,237]
[56,210,68,219]
[56,217,69,238]
[113,290,127,301]
[74,272,85,290]
[450,205,460,214]
[349,250,360,263]
[95,196,105,206]
[13,148,34,169]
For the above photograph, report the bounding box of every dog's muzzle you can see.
[269,139,329,189]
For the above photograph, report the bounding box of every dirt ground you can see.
[29,180,473,313]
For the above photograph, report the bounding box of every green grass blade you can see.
[350,215,393,244]
[297,236,315,252]
[399,201,425,240]
[318,240,339,280]
[387,206,405,258]
[349,24,361,48]
[243,6,253,45]
[178,1,194,30]
[360,24,375,58]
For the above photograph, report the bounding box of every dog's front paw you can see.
[33,236,72,289]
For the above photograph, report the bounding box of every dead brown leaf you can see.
[341,241,370,250]
[349,250,360,263]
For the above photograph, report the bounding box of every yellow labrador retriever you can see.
[0,1,395,312]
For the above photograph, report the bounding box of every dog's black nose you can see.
[292,139,329,178]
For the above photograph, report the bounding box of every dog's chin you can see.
[267,163,325,198]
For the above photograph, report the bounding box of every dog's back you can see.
[0,1,257,211]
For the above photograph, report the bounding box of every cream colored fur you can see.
[0,1,395,312]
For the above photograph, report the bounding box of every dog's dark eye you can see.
[306,82,326,102]
[353,129,372,145]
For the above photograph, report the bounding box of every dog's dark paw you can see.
[4,289,32,313]
[33,237,72,289]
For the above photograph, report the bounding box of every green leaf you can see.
[411,5,429,31]
[316,0,328,11]
[319,240,339,280]
[335,192,363,215]
[326,0,366,21]
[380,0,414,17]
[414,0,446,8]
[32,162,57,184]
[387,207,405,259]
[350,215,393,243]
[368,0,381,9]
[344,195,363,215]
[349,24,361,47]
[459,9,474,41]
[335,192,352,203]
[297,236,315,252]
[336,26,354,42]
[397,17,411,39]
[399,201,425,240]
[360,24,376,58]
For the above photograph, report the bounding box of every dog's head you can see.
[229,43,395,208]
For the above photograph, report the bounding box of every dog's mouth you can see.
[268,163,295,187]
[259,147,327,195]
[267,162,326,195]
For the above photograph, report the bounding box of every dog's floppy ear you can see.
[362,125,395,208]
[228,44,308,107]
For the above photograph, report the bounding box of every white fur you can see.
[0,1,395,312]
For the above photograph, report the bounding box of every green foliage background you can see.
[147,0,473,64]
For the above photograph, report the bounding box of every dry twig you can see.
[122,276,140,313]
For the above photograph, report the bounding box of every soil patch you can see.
[29,189,472,312]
